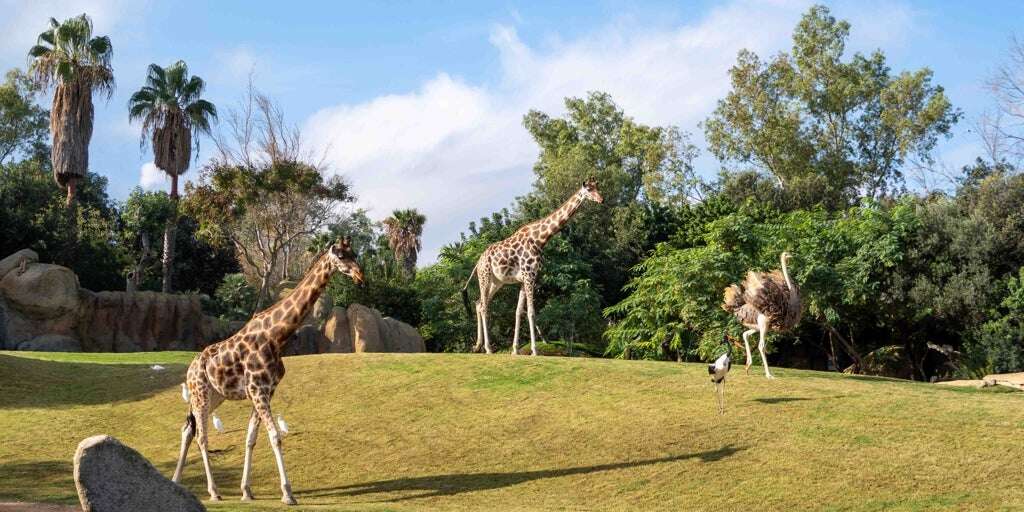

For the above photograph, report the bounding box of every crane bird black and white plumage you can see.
[722,251,802,379]
[708,333,732,414]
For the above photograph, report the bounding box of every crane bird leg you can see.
[715,382,725,415]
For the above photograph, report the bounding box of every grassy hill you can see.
[0,351,1021,511]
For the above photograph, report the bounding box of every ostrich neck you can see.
[781,255,794,291]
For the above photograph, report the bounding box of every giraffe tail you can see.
[461,266,478,317]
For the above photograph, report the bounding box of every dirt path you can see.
[0,503,78,512]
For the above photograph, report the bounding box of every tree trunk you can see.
[161,174,179,293]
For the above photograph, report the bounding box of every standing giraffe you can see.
[172,239,364,505]
[461,178,603,356]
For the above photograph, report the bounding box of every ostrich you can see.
[722,251,802,379]
[708,332,732,415]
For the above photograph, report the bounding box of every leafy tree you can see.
[183,87,351,308]
[0,159,123,290]
[118,189,174,292]
[704,5,958,209]
[0,69,48,165]
[382,208,426,278]
[128,60,217,292]
[27,14,113,208]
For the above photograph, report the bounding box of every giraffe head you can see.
[327,237,365,285]
[581,177,603,203]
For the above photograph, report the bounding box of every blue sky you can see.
[1,0,1020,262]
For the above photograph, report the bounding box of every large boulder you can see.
[322,306,353,353]
[282,324,327,356]
[1,262,80,319]
[380,317,426,353]
[0,248,38,280]
[348,304,385,352]
[74,435,205,512]
[0,262,80,347]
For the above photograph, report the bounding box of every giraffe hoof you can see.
[282,495,298,505]
[209,495,222,502]
[241,488,254,501]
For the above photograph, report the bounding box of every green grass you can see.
[1,351,1022,511]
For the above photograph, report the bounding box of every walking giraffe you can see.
[172,239,364,505]
[461,178,603,356]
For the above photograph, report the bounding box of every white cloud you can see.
[304,0,915,264]
[139,162,168,191]
[0,0,145,61]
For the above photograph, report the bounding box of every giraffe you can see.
[171,238,364,505]
[461,178,603,356]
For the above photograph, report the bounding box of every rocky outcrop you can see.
[322,307,353,353]
[0,249,425,354]
[74,435,205,512]
[0,250,232,352]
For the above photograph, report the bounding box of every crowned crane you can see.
[708,332,732,415]
[722,251,802,379]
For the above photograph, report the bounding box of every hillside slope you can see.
[0,351,1021,511]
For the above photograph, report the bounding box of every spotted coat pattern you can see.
[172,240,363,505]
[467,180,603,356]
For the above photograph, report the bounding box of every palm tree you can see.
[27,14,113,208]
[128,60,216,292]
[382,209,426,277]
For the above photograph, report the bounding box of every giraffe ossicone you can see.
[462,178,603,356]
[171,238,364,505]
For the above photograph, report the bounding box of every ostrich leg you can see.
[742,329,756,374]
[756,314,773,379]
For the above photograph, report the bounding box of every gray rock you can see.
[17,334,81,352]
[380,317,426,353]
[322,306,353,353]
[0,262,79,319]
[0,248,38,280]
[74,435,205,512]
[348,303,385,352]
[283,324,327,356]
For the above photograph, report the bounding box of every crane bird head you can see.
[708,332,733,415]
[327,237,365,286]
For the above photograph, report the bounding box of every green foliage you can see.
[704,5,959,209]
[210,273,257,321]
[0,69,48,165]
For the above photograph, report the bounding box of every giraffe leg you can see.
[757,314,773,379]
[240,408,260,501]
[252,390,296,505]
[511,289,526,355]
[195,395,223,501]
[742,329,756,374]
[524,280,538,356]
[171,409,195,483]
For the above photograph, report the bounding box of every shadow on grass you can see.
[0,460,77,504]
[752,397,813,404]
[300,445,745,503]
[0,354,183,409]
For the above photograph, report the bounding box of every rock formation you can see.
[0,249,425,355]
[74,435,205,512]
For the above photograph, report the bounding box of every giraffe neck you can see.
[255,252,336,351]
[533,191,586,247]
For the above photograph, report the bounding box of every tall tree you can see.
[0,69,49,165]
[183,86,351,308]
[981,36,1024,165]
[128,60,217,292]
[27,14,113,208]
[704,5,958,209]
[382,208,426,277]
